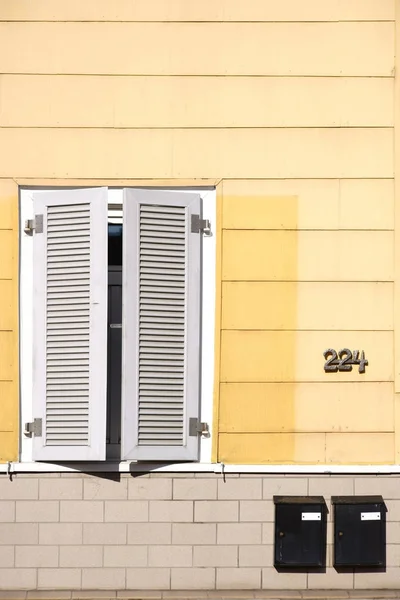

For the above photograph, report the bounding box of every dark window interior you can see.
[107,223,122,458]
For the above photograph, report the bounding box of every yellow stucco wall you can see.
[0,180,19,461]
[0,0,397,464]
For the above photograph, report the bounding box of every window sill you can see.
[1,462,400,475]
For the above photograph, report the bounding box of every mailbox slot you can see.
[332,495,386,568]
[274,496,327,568]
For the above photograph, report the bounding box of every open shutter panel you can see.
[32,188,108,461]
[122,189,201,460]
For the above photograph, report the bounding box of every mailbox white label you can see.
[301,512,321,521]
[361,512,381,521]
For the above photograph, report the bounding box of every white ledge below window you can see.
[1,462,400,475]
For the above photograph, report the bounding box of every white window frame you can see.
[19,186,216,466]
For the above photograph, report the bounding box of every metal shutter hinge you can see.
[24,215,43,235]
[189,418,209,437]
[191,215,212,236]
[24,418,42,437]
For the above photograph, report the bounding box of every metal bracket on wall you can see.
[24,214,43,235]
[24,418,42,437]
[189,418,209,437]
[191,214,212,236]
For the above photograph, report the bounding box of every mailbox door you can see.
[275,503,326,568]
[334,503,385,567]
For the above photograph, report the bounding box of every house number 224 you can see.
[323,349,368,374]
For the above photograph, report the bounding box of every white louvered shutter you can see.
[122,189,201,461]
[32,188,108,461]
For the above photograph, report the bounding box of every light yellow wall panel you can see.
[219,382,394,433]
[0,432,18,462]
[0,332,14,381]
[0,179,18,230]
[0,280,14,331]
[222,179,394,230]
[222,282,393,331]
[0,383,17,432]
[222,231,393,282]
[0,75,393,128]
[219,433,326,464]
[339,179,394,230]
[0,0,393,22]
[325,433,394,464]
[212,181,224,464]
[0,128,393,180]
[0,231,14,280]
[221,331,393,383]
[0,23,394,76]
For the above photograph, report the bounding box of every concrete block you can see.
[263,478,308,499]
[193,545,238,567]
[148,546,192,567]
[129,478,172,500]
[105,501,148,523]
[195,501,238,523]
[239,545,273,567]
[387,522,400,543]
[60,546,103,568]
[84,477,128,500]
[355,568,400,589]
[217,523,261,545]
[126,568,170,590]
[0,501,15,522]
[38,569,81,589]
[0,523,38,545]
[83,523,127,545]
[308,476,354,498]
[82,569,125,590]
[0,477,38,500]
[385,500,400,521]
[0,569,37,590]
[40,479,83,500]
[60,501,104,523]
[29,592,72,599]
[173,479,217,500]
[387,544,400,567]
[172,523,216,545]
[262,523,274,545]
[0,546,14,567]
[72,594,117,599]
[149,501,193,523]
[171,568,215,590]
[16,546,59,568]
[308,568,354,589]
[218,479,262,500]
[39,523,82,545]
[104,546,147,568]
[262,568,307,589]
[355,476,400,499]
[128,523,171,545]
[16,501,59,523]
[240,501,273,522]
[216,568,261,589]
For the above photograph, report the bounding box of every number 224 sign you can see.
[323,349,368,374]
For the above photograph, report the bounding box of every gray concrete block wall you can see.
[0,473,397,591]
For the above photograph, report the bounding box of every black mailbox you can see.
[332,496,386,568]
[274,496,327,568]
